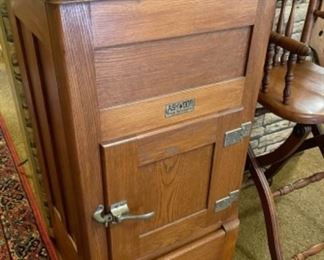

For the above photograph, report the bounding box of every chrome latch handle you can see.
[117,211,155,223]
[93,201,155,227]
[93,205,113,227]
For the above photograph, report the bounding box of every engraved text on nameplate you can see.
[165,99,195,118]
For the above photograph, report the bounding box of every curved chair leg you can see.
[264,124,313,180]
[257,124,311,167]
[311,125,324,157]
[295,134,324,157]
[247,147,284,260]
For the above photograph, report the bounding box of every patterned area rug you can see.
[0,115,57,260]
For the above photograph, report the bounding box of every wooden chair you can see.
[246,0,324,259]
[310,8,324,66]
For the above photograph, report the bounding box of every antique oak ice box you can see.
[7,0,275,259]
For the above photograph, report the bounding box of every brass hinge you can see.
[214,190,240,213]
[224,122,252,147]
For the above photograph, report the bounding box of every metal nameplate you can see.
[165,99,195,118]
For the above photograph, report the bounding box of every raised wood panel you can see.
[52,208,78,260]
[90,0,258,48]
[138,145,214,235]
[17,21,66,222]
[10,0,49,45]
[95,27,251,108]
[139,211,221,259]
[103,137,218,259]
[100,112,247,259]
[158,229,226,260]
[137,118,218,166]
[36,37,80,240]
[13,13,88,258]
[100,78,245,141]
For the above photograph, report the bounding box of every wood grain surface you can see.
[91,0,257,48]
[95,27,250,108]
[100,78,245,141]
[7,0,277,258]
[46,3,109,259]
[158,229,226,260]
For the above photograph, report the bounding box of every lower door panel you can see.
[100,112,247,259]
[158,225,236,260]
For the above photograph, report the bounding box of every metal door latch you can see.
[214,190,240,213]
[224,122,252,147]
[93,201,155,227]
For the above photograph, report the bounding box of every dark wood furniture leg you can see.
[247,147,284,260]
[257,124,311,167]
[296,134,324,157]
[263,124,311,181]
[246,124,311,184]
[273,171,324,198]
[311,125,324,156]
[292,242,324,260]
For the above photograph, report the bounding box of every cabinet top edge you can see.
[43,0,102,4]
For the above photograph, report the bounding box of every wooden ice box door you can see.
[99,112,249,259]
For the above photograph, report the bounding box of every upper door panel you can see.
[95,27,251,108]
[91,0,258,48]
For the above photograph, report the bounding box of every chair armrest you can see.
[270,32,311,56]
[315,10,324,19]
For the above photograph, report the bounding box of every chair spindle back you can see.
[262,0,323,104]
